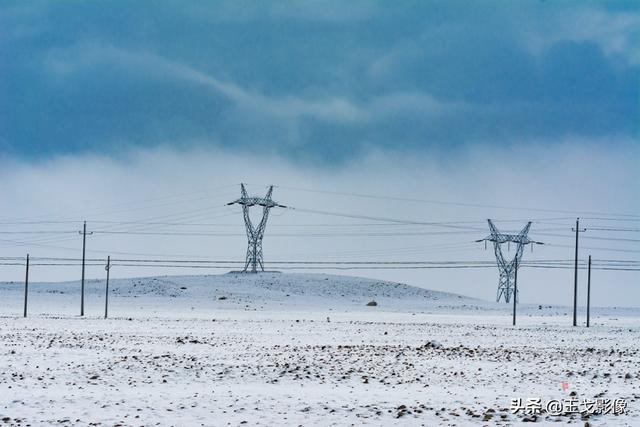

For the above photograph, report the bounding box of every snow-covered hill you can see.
[0,272,479,317]
[1,272,636,319]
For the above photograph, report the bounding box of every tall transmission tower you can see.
[477,220,542,303]
[227,183,286,273]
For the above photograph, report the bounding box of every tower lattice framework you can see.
[477,220,542,303]
[227,183,286,273]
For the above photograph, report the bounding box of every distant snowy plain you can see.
[0,273,638,426]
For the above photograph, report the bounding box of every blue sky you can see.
[1,0,638,162]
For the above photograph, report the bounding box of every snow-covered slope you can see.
[2,273,639,425]
[2,272,636,319]
[0,272,477,317]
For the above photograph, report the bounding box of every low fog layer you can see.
[0,141,637,306]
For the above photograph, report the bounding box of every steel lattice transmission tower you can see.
[227,183,286,273]
[477,220,543,303]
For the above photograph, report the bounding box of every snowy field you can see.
[0,273,638,426]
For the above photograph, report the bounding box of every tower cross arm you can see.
[477,235,544,245]
[227,197,286,208]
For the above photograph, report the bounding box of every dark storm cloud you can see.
[0,0,638,161]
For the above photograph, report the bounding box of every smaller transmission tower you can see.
[477,220,542,303]
[227,183,286,273]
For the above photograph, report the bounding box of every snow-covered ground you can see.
[0,273,638,425]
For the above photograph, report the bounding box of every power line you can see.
[587,228,640,232]
[1,261,636,271]
[2,255,636,267]
[0,231,78,234]
[276,185,640,218]
[580,217,640,223]
[288,207,484,230]
[88,230,480,237]
[537,232,640,243]
[545,243,640,254]
[1,184,238,225]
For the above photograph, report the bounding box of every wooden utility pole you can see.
[586,255,592,328]
[512,257,518,326]
[104,256,111,319]
[572,218,586,327]
[79,221,93,316]
[23,254,29,318]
